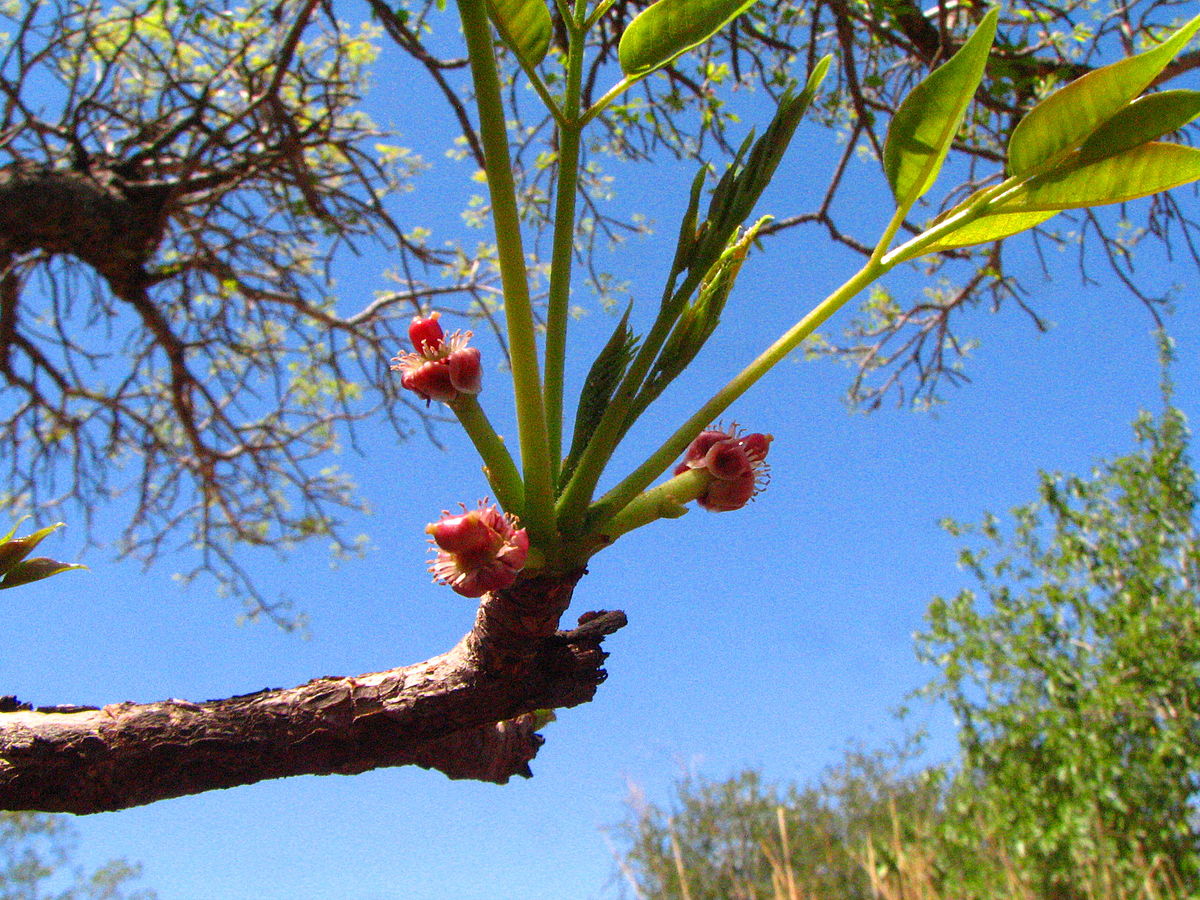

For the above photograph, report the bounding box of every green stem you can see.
[599,467,707,542]
[585,176,1030,531]
[456,0,556,546]
[583,0,618,31]
[586,261,885,530]
[554,250,712,533]
[451,395,524,515]
[580,77,634,128]
[543,0,588,483]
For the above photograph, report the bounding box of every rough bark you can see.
[0,572,627,814]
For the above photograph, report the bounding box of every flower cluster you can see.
[675,425,772,512]
[390,312,482,404]
[426,501,529,597]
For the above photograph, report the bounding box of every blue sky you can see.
[6,10,1200,899]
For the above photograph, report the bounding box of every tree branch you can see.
[0,574,627,814]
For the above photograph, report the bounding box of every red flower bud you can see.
[426,501,529,598]
[401,359,457,403]
[447,346,482,395]
[426,509,496,554]
[392,316,482,405]
[704,440,753,480]
[698,470,758,512]
[408,312,445,354]
[675,424,772,512]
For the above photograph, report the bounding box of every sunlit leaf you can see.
[618,0,760,79]
[1077,90,1200,164]
[487,0,551,67]
[925,208,1059,250]
[1012,142,1200,210]
[1008,13,1200,176]
[882,8,998,210]
[929,142,1200,249]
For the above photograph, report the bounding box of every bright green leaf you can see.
[1009,142,1200,211]
[617,0,760,79]
[1007,13,1200,176]
[930,142,1200,249]
[487,0,552,67]
[927,208,1061,250]
[882,8,998,210]
[0,557,87,591]
[1077,90,1200,164]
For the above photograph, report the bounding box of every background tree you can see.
[616,369,1200,898]
[0,0,488,619]
[916,358,1200,896]
[0,811,153,900]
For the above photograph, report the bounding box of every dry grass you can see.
[624,804,1195,900]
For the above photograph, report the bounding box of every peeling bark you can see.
[0,573,627,814]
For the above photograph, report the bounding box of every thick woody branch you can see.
[0,574,627,815]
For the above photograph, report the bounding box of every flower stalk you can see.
[456,0,556,547]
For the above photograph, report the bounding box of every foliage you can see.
[0,520,84,592]
[917,370,1200,896]
[397,1,1200,585]
[615,749,939,900]
[0,812,153,900]
[617,375,1200,899]
[375,0,1200,408]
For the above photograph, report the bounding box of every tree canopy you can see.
[1,0,1197,608]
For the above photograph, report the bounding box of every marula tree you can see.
[3,0,1200,813]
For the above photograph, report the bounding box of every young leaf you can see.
[560,305,640,488]
[617,0,759,79]
[1077,90,1200,164]
[0,521,68,577]
[927,143,1200,250]
[882,8,998,210]
[924,208,1059,251]
[1007,13,1200,176]
[690,56,831,280]
[637,220,766,418]
[1008,142,1200,211]
[0,557,87,591]
[487,0,552,67]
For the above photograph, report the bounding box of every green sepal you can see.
[487,0,552,67]
[882,8,999,210]
[617,0,760,79]
[1007,13,1200,176]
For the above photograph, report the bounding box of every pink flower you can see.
[675,424,772,512]
[426,501,529,597]
[391,312,483,404]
